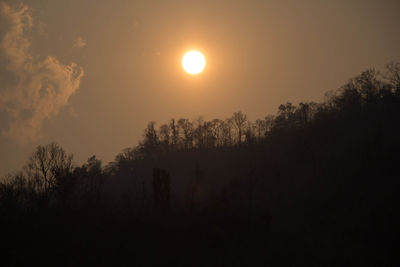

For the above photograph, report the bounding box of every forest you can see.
[1,63,400,266]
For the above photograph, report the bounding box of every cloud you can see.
[74,36,87,48]
[0,2,84,144]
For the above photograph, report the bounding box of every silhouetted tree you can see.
[169,118,179,147]
[24,142,73,196]
[385,62,400,94]
[143,121,159,153]
[178,118,194,149]
[232,111,247,145]
[73,155,105,204]
[221,118,234,146]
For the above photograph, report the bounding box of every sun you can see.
[182,50,206,75]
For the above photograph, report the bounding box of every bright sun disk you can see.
[182,50,206,75]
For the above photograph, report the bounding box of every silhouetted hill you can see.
[1,63,400,266]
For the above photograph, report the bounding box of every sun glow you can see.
[182,50,206,75]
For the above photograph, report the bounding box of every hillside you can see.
[1,64,400,266]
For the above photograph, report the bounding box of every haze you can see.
[1,0,399,175]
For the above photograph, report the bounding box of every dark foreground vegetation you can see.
[1,63,400,266]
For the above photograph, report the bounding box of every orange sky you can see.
[1,0,400,175]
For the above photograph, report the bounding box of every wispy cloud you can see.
[0,2,84,144]
[74,36,87,48]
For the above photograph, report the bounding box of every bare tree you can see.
[178,118,193,149]
[201,120,217,148]
[221,118,234,146]
[210,119,224,146]
[73,155,105,204]
[384,62,400,94]
[297,102,318,125]
[143,121,159,151]
[264,115,275,134]
[193,117,205,148]
[244,121,256,144]
[254,119,267,139]
[232,111,247,145]
[159,124,171,146]
[169,119,179,147]
[115,147,136,162]
[24,142,73,194]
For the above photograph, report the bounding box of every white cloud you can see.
[0,2,84,144]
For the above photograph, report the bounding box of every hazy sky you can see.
[1,0,399,175]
